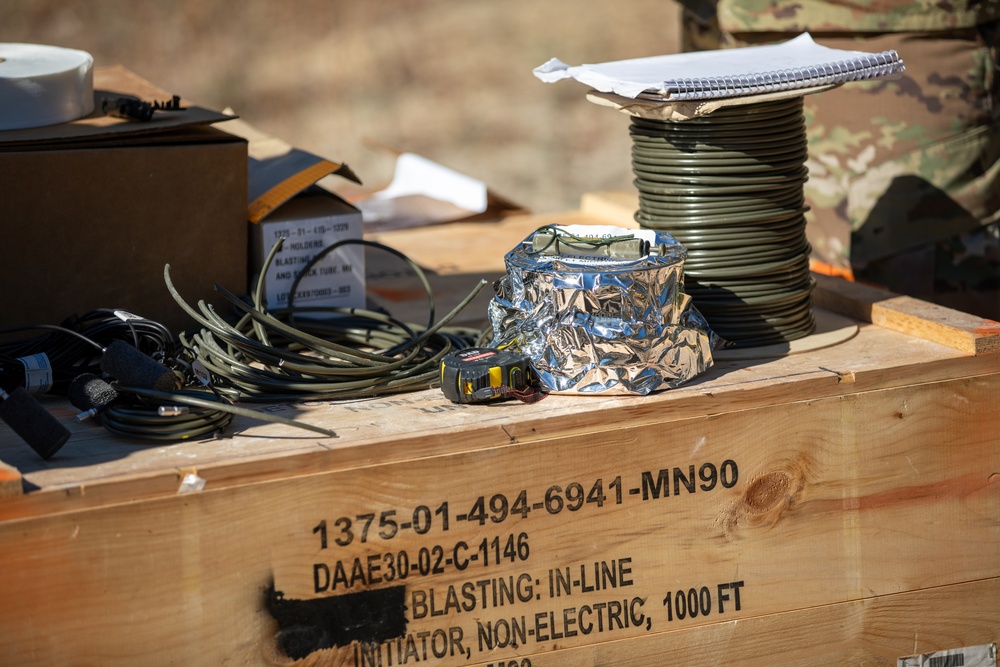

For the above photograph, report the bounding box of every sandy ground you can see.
[2,0,682,213]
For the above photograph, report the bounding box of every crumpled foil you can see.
[487,225,716,395]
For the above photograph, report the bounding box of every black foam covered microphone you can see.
[68,373,120,421]
[0,387,71,460]
[100,339,180,392]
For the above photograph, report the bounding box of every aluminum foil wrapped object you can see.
[487,224,716,395]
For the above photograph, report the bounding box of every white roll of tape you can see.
[0,43,95,131]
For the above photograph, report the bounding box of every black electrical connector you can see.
[100,94,185,122]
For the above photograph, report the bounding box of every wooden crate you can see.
[0,197,998,667]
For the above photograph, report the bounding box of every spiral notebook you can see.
[534,33,904,101]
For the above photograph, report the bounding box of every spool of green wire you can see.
[630,97,816,348]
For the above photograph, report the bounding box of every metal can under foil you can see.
[487,224,716,395]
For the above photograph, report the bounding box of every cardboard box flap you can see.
[218,114,361,224]
[0,66,236,149]
[246,153,360,224]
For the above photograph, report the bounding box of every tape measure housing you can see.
[440,347,534,404]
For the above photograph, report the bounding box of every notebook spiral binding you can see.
[637,50,904,102]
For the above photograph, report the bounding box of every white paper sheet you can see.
[356,152,488,231]
[534,33,903,100]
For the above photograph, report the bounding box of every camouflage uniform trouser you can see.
[682,15,1000,319]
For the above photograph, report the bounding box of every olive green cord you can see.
[526,224,640,255]
[163,239,487,403]
[629,97,816,347]
[101,386,337,440]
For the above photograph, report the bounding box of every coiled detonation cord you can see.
[630,96,816,347]
[165,238,486,403]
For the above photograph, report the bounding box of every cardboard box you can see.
[249,186,365,312]
[0,67,247,335]
[222,115,366,313]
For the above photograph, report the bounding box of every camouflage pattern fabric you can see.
[716,0,1000,33]
[679,1,1000,319]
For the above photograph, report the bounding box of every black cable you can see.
[69,372,337,441]
[96,386,336,442]
[99,390,236,442]
[629,97,816,347]
[0,317,337,443]
[0,309,174,395]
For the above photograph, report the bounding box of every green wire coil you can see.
[164,239,487,403]
[630,97,816,348]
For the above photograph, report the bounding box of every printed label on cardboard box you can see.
[260,214,365,313]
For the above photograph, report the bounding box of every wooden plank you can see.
[553,578,1000,667]
[367,210,585,276]
[812,273,1000,355]
[1,317,996,520]
[1,372,996,665]
[579,190,641,227]
[0,459,21,498]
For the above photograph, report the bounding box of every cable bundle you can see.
[94,389,235,442]
[0,238,484,452]
[629,97,816,347]
[0,309,175,395]
[164,239,485,403]
[68,374,337,441]
[0,310,176,457]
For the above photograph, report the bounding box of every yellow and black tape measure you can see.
[440,347,539,404]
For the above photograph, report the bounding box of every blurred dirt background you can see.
[2,0,682,214]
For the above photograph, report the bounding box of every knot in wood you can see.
[742,471,792,515]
